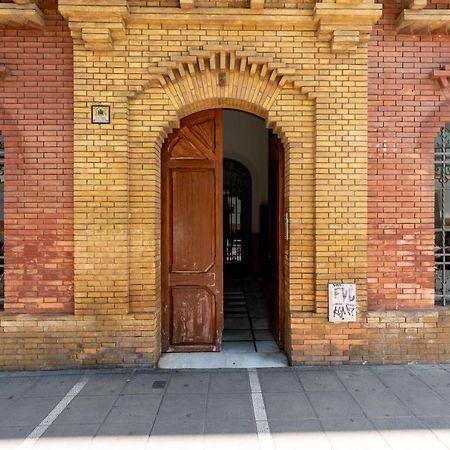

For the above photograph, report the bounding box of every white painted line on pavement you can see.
[248,368,275,450]
[19,376,89,449]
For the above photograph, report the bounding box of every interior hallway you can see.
[223,278,280,354]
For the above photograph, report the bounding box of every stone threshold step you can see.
[158,352,288,369]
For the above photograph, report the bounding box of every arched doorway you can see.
[161,109,285,355]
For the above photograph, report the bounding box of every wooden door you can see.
[162,109,223,352]
[268,132,285,349]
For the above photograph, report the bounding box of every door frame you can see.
[161,108,285,353]
[269,131,286,350]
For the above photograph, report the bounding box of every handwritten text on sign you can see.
[328,283,357,323]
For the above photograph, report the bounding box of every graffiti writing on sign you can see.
[328,283,357,323]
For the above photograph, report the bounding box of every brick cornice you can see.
[313,0,382,53]
[127,6,313,27]
[0,1,44,28]
[397,3,450,34]
[58,0,130,51]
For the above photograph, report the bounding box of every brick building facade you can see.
[0,0,450,369]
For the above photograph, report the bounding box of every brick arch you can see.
[129,45,312,148]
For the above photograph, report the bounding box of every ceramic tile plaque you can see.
[328,283,357,322]
[91,105,110,124]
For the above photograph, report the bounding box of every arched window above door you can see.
[435,123,450,306]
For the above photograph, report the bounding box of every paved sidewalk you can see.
[1,365,450,449]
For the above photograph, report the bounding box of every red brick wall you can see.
[368,0,450,310]
[0,0,74,313]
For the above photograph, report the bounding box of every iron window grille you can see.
[0,134,3,309]
[223,158,252,271]
[435,123,450,306]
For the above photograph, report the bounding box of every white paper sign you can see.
[328,283,357,323]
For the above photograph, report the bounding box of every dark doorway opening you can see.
[222,110,285,355]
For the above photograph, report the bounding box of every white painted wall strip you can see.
[19,376,89,450]
[248,368,275,450]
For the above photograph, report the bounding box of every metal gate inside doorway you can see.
[223,158,251,273]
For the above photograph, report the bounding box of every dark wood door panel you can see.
[162,109,223,352]
[171,287,216,345]
[171,169,215,273]
[170,135,207,160]
[169,273,216,285]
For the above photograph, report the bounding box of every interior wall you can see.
[223,109,268,233]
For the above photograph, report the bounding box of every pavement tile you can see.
[257,368,303,393]
[78,373,130,397]
[22,375,82,398]
[206,394,253,420]
[157,394,207,421]
[148,419,205,450]
[247,308,270,319]
[298,370,346,392]
[0,378,37,399]
[0,425,34,450]
[410,364,443,371]
[351,389,413,418]
[151,418,205,436]
[269,418,323,433]
[204,431,259,450]
[105,394,162,424]
[371,366,429,391]
[205,418,256,434]
[0,398,20,419]
[251,318,270,330]
[255,340,279,353]
[0,396,61,427]
[321,417,390,450]
[263,392,316,420]
[431,387,450,402]
[53,395,117,425]
[92,422,151,450]
[166,372,210,394]
[335,367,388,392]
[253,330,274,341]
[372,417,447,450]
[224,318,251,330]
[222,329,253,341]
[411,367,450,391]
[35,424,99,450]
[393,388,450,417]
[307,391,364,419]
[421,416,450,448]
[269,419,332,450]
[209,371,250,394]
[122,372,171,395]
[222,341,255,353]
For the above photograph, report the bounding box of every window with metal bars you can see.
[435,123,450,306]
[223,158,252,272]
[0,134,3,309]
